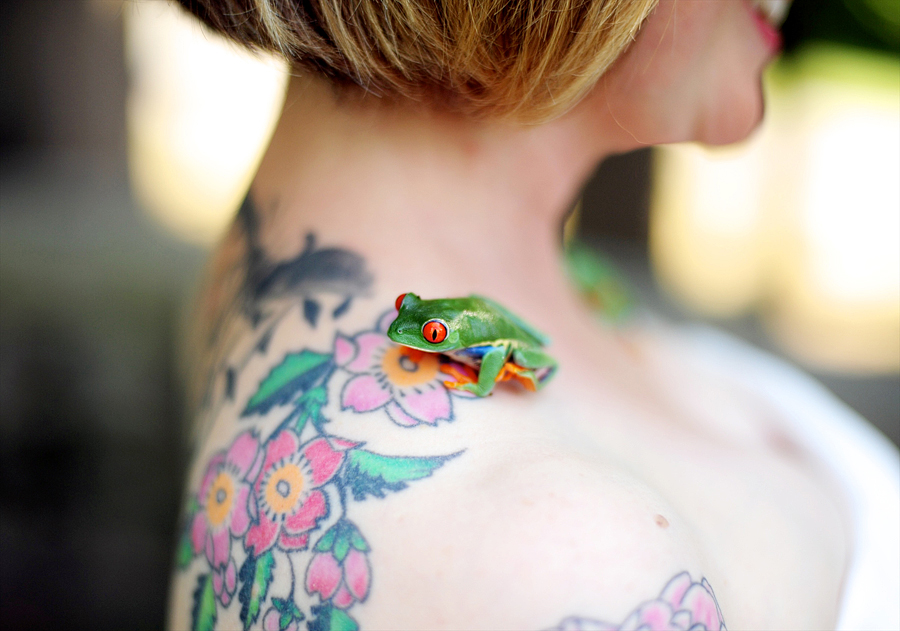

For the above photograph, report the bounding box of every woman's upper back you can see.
[168,213,848,630]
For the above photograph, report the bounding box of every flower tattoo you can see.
[177,309,465,631]
[245,433,348,555]
[178,293,728,630]
[190,431,262,605]
[334,311,473,427]
[550,572,727,631]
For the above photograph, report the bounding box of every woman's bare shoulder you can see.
[170,270,726,630]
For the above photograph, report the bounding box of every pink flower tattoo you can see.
[306,521,372,609]
[245,432,348,555]
[333,311,472,427]
[550,572,727,631]
[190,431,262,603]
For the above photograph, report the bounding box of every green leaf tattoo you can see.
[176,530,194,569]
[238,551,275,630]
[272,596,305,629]
[343,449,461,501]
[191,574,217,631]
[309,604,360,631]
[243,350,332,416]
[177,497,200,569]
[314,520,369,562]
[291,384,329,434]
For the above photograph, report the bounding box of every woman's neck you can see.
[247,74,624,350]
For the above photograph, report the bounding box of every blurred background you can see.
[1,1,897,629]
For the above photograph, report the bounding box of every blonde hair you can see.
[177,0,658,122]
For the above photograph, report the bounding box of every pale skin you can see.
[170,1,849,629]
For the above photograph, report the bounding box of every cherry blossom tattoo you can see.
[549,572,727,631]
[178,228,728,630]
[176,310,471,631]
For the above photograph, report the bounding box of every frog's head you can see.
[387,292,461,352]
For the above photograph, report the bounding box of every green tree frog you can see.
[387,292,557,397]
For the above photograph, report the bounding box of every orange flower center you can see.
[206,471,234,528]
[264,463,305,515]
[381,345,439,388]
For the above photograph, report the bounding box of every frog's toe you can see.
[535,365,556,384]
[456,382,492,397]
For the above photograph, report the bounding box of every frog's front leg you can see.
[455,345,508,397]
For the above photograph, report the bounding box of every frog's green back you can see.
[471,295,550,347]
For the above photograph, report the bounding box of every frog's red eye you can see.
[395,293,408,311]
[422,320,447,344]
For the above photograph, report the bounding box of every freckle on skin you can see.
[655,514,669,529]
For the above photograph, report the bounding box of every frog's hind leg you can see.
[496,362,539,392]
[510,347,558,390]
[439,362,478,388]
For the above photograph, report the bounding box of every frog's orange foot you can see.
[440,362,478,389]
[496,362,538,392]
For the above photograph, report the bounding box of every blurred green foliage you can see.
[784,0,900,53]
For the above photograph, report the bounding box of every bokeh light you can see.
[651,45,900,374]
[124,2,288,245]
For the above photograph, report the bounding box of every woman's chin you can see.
[695,84,766,146]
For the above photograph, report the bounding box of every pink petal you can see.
[377,310,398,332]
[329,437,361,451]
[333,334,357,367]
[245,514,279,555]
[701,578,725,622]
[278,531,310,550]
[225,558,237,594]
[344,332,386,373]
[226,431,260,478]
[385,401,421,427]
[212,569,224,597]
[247,447,265,486]
[205,532,215,567]
[257,431,301,492]
[341,374,392,413]
[213,567,233,606]
[679,584,722,630]
[332,583,355,609]
[305,552,342,599]
[303,438,345,486]
[263,608,281,631]
[191,511,209,554]
[229,484,251,536]
[660,571,693,606]
[198,454,226,502]
[210,526,230,568]
[284,490,327,534]
[344,548,371,601]
[634,601,675,631]
[395,384,452,424]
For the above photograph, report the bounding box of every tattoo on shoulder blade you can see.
[548,572,727,631]
[182,229,720,631]
[177,304,480,630]
[238,196,373,328]
[195,195,374,440]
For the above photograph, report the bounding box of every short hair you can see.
[176,0,658,122]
